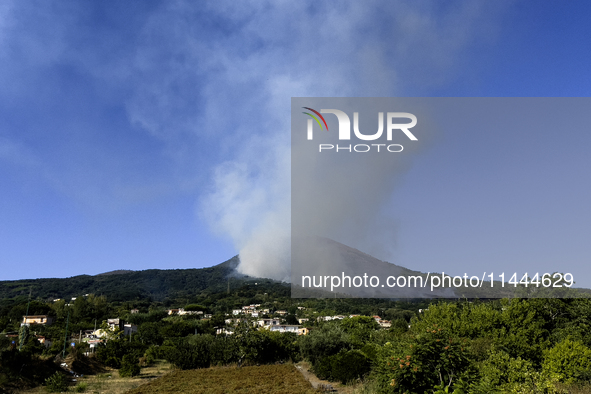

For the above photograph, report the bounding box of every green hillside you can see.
[0,256,269,302]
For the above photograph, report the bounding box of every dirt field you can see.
[125,364,320,394]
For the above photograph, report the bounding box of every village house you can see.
[107,318,124,330]
[166,308,201,316]
[257,318,281,327]
[36,335,52,348]
[318,315,345,322]
[268,325,304,334]
[378,320,392,328]
[298,327,310,335]
[225,318,247,325]
[21,315,54,326]
[123,323,138,336]
[103,318,136,336]
[216,327,234,335]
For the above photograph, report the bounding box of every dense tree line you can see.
[4,278,591,392]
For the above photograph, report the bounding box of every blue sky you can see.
[1,1,591,283]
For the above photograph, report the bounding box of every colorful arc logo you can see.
[302,107,328,131]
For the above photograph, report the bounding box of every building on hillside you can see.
[107,318,124,331]
[257,318,281,327]
[36,335,52,348]
[97,319,136,337]
[378,320,391,328]
[269,325,301,334]
[318,315,345,322]
[123,323,137,336]
[298,327,310,336]
[21,315,54,326]
[84,338,103,352]
[225,318,247,325]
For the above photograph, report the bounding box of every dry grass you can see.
[295,361,376,394]
[125,364,320,394]
[17,359,172,394]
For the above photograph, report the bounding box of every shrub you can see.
[95,338,147,369]
[314,356,334,380]
[542,339,591,384]
[331,349,371,384]
[45,372,69,393]
[471,349,536,393]
[376,326,473,393]
[164,336,211,369]
[74,382,88,392]
[299,323,350,365]
[119,354,141,377]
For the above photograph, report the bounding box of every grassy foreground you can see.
[17,359,172,394]
[125,364,320,394]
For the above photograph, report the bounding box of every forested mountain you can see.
[0,256,264,302]
[1,238,587,304]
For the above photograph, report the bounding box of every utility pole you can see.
[62,311,70,359]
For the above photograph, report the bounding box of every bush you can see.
[119,354,141,377]
[376,326,473,393]
[45,372,69,393]
[542,339,591,384]
[74,382,88,392]
[331,349,371,384]
[313,356,334,381]
[313,349,371,384]
[95,338,147,369]
[164,336,211,369]
[471,349,536,393]
[299,323,350,365]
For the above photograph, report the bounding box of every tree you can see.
[542,339,591,384]
[379,325,473,393]
[119,354,141,377]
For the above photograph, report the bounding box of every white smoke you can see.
[196,1,508,280]
[113,0,508,281]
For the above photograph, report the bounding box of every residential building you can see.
[21,315,54,326]
[269,325,301,334]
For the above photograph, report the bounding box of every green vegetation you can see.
[0,257,245,302]
[3,261,591,393]
[44,372,69,393]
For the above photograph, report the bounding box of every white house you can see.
[269,325,300,334]
[257,318,281,327]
